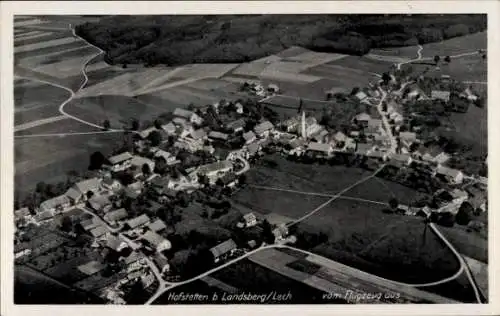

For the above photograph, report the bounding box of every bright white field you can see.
[14,36,81,54]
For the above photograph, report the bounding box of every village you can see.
[14,60,488,304]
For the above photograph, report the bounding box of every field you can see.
[15,265,103,304]
[420,32,486,58]
[15,120,123,196]
[242,155,372,193]
[346,176,430,206]
[14,80,71,125]
[298,199,461,284]
[328,55,394,75]
[153,258,328,304]
[64,95,168,128]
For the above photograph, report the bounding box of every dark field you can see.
[153,258,329,304]
[295,198,461,285]
[14,81,71,124]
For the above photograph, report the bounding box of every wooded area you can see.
[75,14,486,66]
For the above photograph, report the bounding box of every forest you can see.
[75,14,487,66]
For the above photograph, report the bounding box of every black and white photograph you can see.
[1,1,498,314]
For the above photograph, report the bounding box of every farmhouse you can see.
[243,131,257,144]
[254,121,274,137]
[355,91,368,101]
[34,209,56,222]
[125,214,151,230]
[106,152,133,172]
[39,195,70,213]
[367,150,389,161]
[161,122,177,135]
[153,253,170,274]
[208,131,229,142]
[365,119,383,135]
[247,142,262,157]
[102,176,121,192]
[210,239,237,263]
[190,128,207,140]
[226,118,246,133]
[88,195,112,213]
[65,177,102,204]
[90,225,108,239]
[355,143,374,156]
[218,172,238,188]
[148,219,167,233]
[434,165,464,184]
[173,108,203,125]
[130,156,155,173]
[103,208,128,225]
[141,231,171,252]
[243,212,257,227]
[431,90,451,102]
[390,153,413,166]
[104,235,129,253]
[353,112,371,127]
[307,142,333,157]
[273,224,289,241]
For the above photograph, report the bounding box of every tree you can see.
[262,219,274,244]
[131,119,140,131]
[89,151,106,170]
[434,55,440,65]
[154,119,163,129]
[60,215,73,232]
[147,130,162,146]
[350,87,360,96]
[382,72,391,85]
[389,198,399,209]
[456,201,474,225]
[444,55,451,63]
[36,182,47,193]
[103,120,111,130]
[187,103,195,111]
[86,190,94,200]
[142,163,151,176]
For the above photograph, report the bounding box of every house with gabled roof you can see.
[106,152,133,172]
[253,121,274,137]
[141,230,171,252]
[65,177,102,205]
[103,208,128,225]
[434,165,464,184]
[39,195,70,213]
[148,219,167,233]
[353,112,371,127]
[125,214,151,230]
[209,239,237,263]
[173,108,203,125]
[307,142,333,157]
[243,212,257,227]
[431,90,451,102]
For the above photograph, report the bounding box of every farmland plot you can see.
[14,18,49,28]
[15,40,89,61]
[328,55,394,75]
[14,81,71,125]
[14,31,71,48]
[15,36,81,54]
[419,32,487,58]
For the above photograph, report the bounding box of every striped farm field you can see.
[14,31,71,48]
[15,36,81,54]
[19,45,99,68]
[184,78,240,92]
[303,64,373,87]
[15,40,88,60]
[32,53,100,79]
[14,18,49,28]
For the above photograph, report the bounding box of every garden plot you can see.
[14,36,80,54]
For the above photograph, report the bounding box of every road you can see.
[375,88,397,153]
[14,130,128,138]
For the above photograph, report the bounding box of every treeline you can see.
[74,14,486,66]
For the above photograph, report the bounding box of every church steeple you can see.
[301,110,307,139]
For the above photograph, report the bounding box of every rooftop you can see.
[198,160,232,174]
[173,108,194,119]
[74,178,101,194]
[254,121,274,134]
[148,219,167,232]
[209,239,237,258]
[103,208,128,223]
[308,142,332,153]
[108,152,133,165]
[126,214,151,229]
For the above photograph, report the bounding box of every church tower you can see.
[301,110,307,139]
